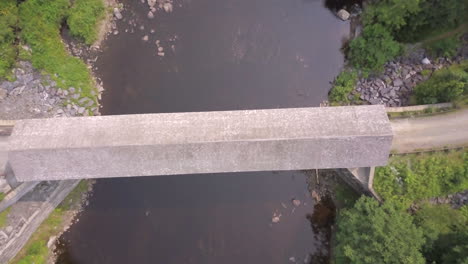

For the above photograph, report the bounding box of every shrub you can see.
[374,150,468,206]
[0,0,18,79]
[68,0,105,45]
[424,35,462,58]
[328,70,357,104]
[397,0,467,42]
[414,61,468,104]
[362,0,421,32]
[348,24,401,73]
[414,204,468,263]
[334,197,425,264]
[19,0,97,100]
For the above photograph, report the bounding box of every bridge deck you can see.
[7,106,393,181]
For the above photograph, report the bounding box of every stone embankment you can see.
[0,61,100,120]
[355,56,463,107]
[353,34,468,107]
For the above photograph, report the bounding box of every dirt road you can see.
[391,108,468,153]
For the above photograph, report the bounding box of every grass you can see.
[11,180,89,264]
[424,34,462,58]
[0,207,11,228]
[68,0,105,45]
[18,0,97,101]
[386,106,455,119]
[0,0,18,80]
[374,150,468,207]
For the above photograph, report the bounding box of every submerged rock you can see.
[147,11,154,19]
[163,2,173,12]
[147,0,157,7]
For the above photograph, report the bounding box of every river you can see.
[55,0,352,263]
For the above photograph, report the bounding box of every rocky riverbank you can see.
[351,34,468,107]
[0,61,100,120]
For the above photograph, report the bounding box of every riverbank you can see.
[0,0,121,262]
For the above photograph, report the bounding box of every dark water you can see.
[55,0,349,263]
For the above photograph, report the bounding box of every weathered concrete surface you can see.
[8,106,393,181]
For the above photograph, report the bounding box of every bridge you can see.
[5,105,393,192]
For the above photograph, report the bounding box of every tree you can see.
[362,0,422,32]
[414,204,468,264]
[334,197,425,264]
[348,24,401,73]
[414,62,468,104]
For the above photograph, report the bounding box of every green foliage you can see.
[17,241,48,264]
[374,150,468,206]
[414,204,468,264]
[19,0,97,100]
[68,0,105,45]
[0,207,11,228]
[414,62,468,104]
[329,70,357,104]
[397,0,468,42]
[362,0,422,32]
[0,0,18,79]
[334,197,425,264]
[348,24,401,73]
[424,35,462,58]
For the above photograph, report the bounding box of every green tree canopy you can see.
[348,24,401,73]
[334,197,425,264]
[363,0,422,32]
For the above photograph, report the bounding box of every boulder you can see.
[422,57,431,65]
[113,8,123,20]
[393,78,403,87]
[337,9,350,21]
[163,2,173,12]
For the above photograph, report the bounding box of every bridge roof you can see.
[7,106,393,181]
[9,106,391,149]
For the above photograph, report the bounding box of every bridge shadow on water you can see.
[55,170,340,264]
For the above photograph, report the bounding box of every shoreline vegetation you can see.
[332,1,468,263]
[328,0,468,108]
[0,0,112,263]
[11,180,93,264]
[0,0,109,104]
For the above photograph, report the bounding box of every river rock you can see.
[147,11,154,19]
[393,78,403,87]
[337,9,350,21]
[47,236,57,248]
[77,107,85,114]
[148,0,157,7]
[422,57,431,65]
[292,199,301,207]
[163,2,173,12]
[113,8,123,20]
[0,88,7,100]
[142,35,149,42]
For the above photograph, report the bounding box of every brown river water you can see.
[55,0,353,263]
